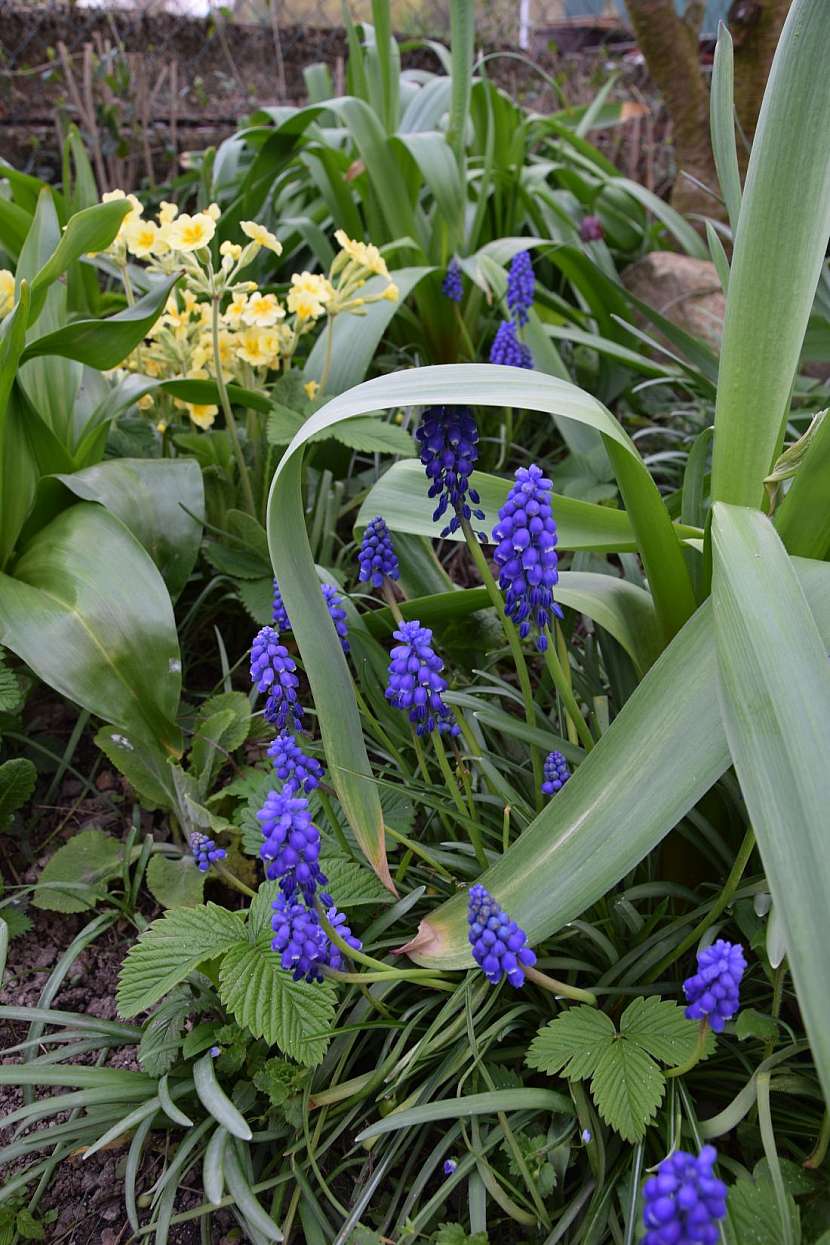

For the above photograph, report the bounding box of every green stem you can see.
[211,293,256,517]
[524,964,597,1007]
[460,515,543,804]
[213,862,257,898]
[542,629,594,753]
[323,967,455,991]
[384,822,455,882]
[319,313,335,394]
[646,827,756,983]
[433,729,487,869]
[665,1020,709,1079]
[804,1109,830,1170]
[317,787,353,858]
[381,578,405,624]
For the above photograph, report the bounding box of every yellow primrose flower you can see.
[240,220,283,255]
[220,241,242,260]
[124,217,162,258]
[186,403,218,430]
[103,188,144,218]
[235,326,281,368]
[223,292,248,327]
[334,229,389,278]
[383,282,400,302]
[165,212,216,252]
[242,291,284,327]
[156,419,168,433]
[304,380,319,399]
[205,202,222,222]
[287,272,335,321]
[158,201,178,225]
[0,269,16,315]
[137,393,155,411]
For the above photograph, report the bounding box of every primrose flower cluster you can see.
[95,192,397,430]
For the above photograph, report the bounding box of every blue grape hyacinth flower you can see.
[268,731,324,795]
[358,515,400,588]
[272,579,290,631]
[258,790,326,899]
[542,750,571,795]
[491,463,563,652]
[322,904,363,971]
[489,319,533,369]
[642,1146,728,1245]
[385,619,460,737]
[683,940,747,1033]
[189,832,226,873]
[467,883,536,988]
[271,893,327,982]
[322,583,350,654]
[580,214,604,243]
[415,406,486,538]
[506,250,535,326]
[442,258,463,303]
[250,626,303,730]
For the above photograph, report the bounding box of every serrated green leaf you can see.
[620,995,707,1067]
[218,936,336,1066]
[331,416,415,456]
[203,540,272,579]
[0,654,22,714]
[146,854,206,910]
[94,726,176,812]
[0,758,36,828]
[33,829,123,913]
[320,852,394,908]
[590,1039,664,1143]
[0,905,32,939]
[725,1170,800,1245]
[526,1006,615,1079]
[252,1056,308,1108]
[267,403,305,447]
[138,986,192,1076]
[435,1226,488,1245]
[247,879,279,940]
[117,903,246,1018]
[237,576,274,625]
[191,692,251,787]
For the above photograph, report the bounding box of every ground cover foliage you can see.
[1,1,830,1242]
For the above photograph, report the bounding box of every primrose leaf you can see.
[145,854,206,910]
[526,1006,616,1080]
[0,758,36,829]
[33,829,123,913]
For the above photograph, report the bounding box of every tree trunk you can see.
[730,0,792,160]
[626,0,721,219]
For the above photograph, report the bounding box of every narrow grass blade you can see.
[203,1125,228,1205]
[224,1143,284,1241]
[711,503,830,1102]
[710,23,741,235]
[356,1088,574,1142]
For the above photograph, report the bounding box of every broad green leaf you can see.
[52,458,205,600]
[191,692,251,787]
[590,1040,664,1143]
[116,903,246,1017]
[27,198,131,324]
[620,995,706,1067]
[0,505,182,755]
[355,1089,574,1142]
[238,576,274,626]
[146,854,206,910]
[329,416,415,456]
[0,758,36,828]
[712,503,830,1103]
[218,936,336,1067]
[710,23,741,235]
[33,828,123,913]
[775,409,830,559]
[711,0,830,507]
[355,459,647,553]
[20,274,180,371]
[526,1006,615,1080]
[94,726,177,812]
[404,556,830,971]
[725,1170,800,1245]
[304,267,432,393]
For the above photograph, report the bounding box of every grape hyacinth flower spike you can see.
[579,214,604,243]
[468,883,536,987]
[268,731,324,794]
[489,319,533,369]
[358,515,400,588]
[272,578,290,631]
[642,1146,728,1245]
[442,257,463,303]
[683,940,747,1032]
[415,406,486,538]
[321,583,350,654]
[189,832,226,873]
[542,750,571,795]
[250,626,303,730]
[258,790,326,899]
[506,250,535,326]
[270,894,362,983]
[386,619,459,737]
[491,464,563,652]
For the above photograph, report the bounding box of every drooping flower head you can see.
[580,215,604,243]
[272,579,291,631]
[250,626,303,730]
[189,832,226,873]
[489,319,533,369]
[492,464,563,652]
[642,1146,728,1245]
[542,750,571,796]
[506,250,535,326]
[683,940,746,1033]
[385,620,459,737]
[442,258,463,303]
[321,583,350,654]
[467,883,536,988]
[257,790,325,899]
[270,894,362,982]
[358,516,400,588]
[267,731,324,795]
[415,406,485,538]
